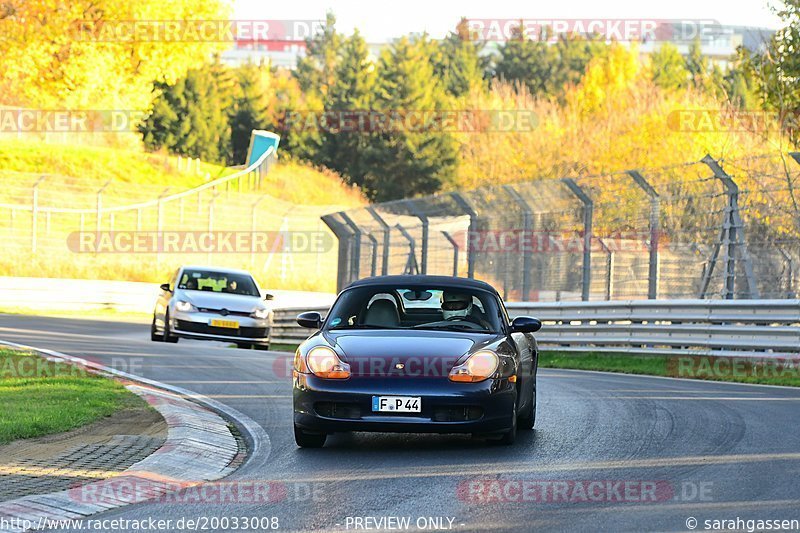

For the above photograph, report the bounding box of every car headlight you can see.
[251,308,270,320]
[449,350,499,383]
[298,346,350,379]
[175,300,197,313]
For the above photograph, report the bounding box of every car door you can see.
[500,297,536,409]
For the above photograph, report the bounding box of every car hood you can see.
[325,329,501,378]
[177,290,263,312]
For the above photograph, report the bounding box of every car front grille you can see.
[314,402,362,419]
[431,406,484,422]
[176,320,268,339]
[197,308,252,317]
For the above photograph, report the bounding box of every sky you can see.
[233,0,784,43]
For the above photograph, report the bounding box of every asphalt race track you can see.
[2,314,799,532]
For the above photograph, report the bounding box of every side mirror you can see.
[160,283,172,292]
[297,311,323,329]
[264,293,275,301]
[510,316,542,333]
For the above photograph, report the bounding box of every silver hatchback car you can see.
[151,266,274,349]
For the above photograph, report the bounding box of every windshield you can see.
[325,285,503,333]
[177,269,260,297]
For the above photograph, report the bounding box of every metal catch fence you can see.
[322,153,800,301]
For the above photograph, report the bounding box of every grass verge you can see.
[539,351,800,387]
[0,347,145,444]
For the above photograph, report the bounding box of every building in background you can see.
[220,24,774,70]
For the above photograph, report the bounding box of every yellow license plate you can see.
[210,319,239,329]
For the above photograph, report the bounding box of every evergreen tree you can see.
[295,12,343,98]
[230,62,271,164]
[320,30,376,186]
[432,18,488,97]
[140,68,228,164]
[363,36,458,200]
[495,25,605,100]
[208,55,236,163]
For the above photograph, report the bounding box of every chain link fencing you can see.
[322,153,800,301]
[0,148,350,293]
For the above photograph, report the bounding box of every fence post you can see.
[627,170,661,299]
[207,191,220,265]
[321,212,357,291]
[450,192,478,278]
[250,195,267,268]
[156,188,169,235]
[366,232,379,276]
[441,231,459,277]
[778,248,795,298]
[156,188,170,268]
[31,176,45,254]
[339,212,362,280]
[367,207,391,275]
[597,238,614,300]
[503,185,534,300]
[562,178,594,301]
[395,223,419,275]
[404,200,429,274]
[699,155,759,299]
[96,180,111,236]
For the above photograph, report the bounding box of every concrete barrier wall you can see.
[0,277,336,313]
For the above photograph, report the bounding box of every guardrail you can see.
[271,299,800,357]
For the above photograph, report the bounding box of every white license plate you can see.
[372,396,421,413]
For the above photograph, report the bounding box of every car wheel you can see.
[254,344,270,351]
[163,312,179,343]
[495,403,517,445]
[150,315,162,342]
[236,342,252,349]
[294,425,327,448]
[518,385,536,430]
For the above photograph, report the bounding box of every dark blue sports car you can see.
[292,275,541,447]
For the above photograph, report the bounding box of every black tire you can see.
[518,384,536,430]
[163,312,179,343]
[150,316,162,342]
[294,425,327,448]
[236,342,252,349]
[254,344,271,351]
[495,402,517,445]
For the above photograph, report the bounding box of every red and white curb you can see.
[0,340,270,532]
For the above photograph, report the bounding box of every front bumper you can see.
[171,311,271,344]
[293,374,516,434]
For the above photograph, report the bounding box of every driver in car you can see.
[441,291,491,329]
